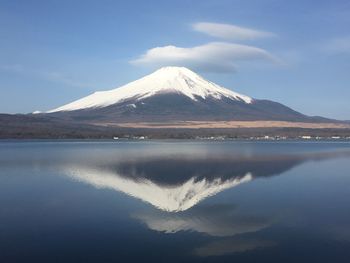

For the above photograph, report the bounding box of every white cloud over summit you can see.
[131,42,278,73]
[130,21,278,73]
[193,22,275,41]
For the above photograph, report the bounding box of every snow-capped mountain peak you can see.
[48,66,252,113]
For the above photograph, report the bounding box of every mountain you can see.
[2,66,349,139]
[45,66,330,123]
[48,66,253,112]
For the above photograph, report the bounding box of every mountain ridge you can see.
[43,66,338,124]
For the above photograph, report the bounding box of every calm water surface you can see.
[1,140,350,262]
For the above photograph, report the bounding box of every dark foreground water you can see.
[1,140,350,263]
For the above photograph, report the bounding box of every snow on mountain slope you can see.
[48,67,252,113]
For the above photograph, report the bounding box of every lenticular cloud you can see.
[130,42,278,73]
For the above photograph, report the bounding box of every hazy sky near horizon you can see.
[0,0,349,119]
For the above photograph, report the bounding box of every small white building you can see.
[301,136,311,139]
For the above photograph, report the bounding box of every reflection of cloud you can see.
[194,238,275,257]
[133,204,271,237]
[131,42,278,73]
[65,166,252,212]
[193,22,275,41]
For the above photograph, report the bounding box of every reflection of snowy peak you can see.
[65,166,252,212]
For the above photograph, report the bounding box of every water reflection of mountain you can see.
[62,149,350,257]
[65,165,252,212]
[64,150,350,212]
[109,150,350,184]
[111,155,308,185]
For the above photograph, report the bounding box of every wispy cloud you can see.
[193,22,275,41]
[0,64,90,88]
[322,36,350,54]
[130,42,279,73]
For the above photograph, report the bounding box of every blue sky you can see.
[0,0,349,119]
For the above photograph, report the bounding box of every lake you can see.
[1,140,350,262]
